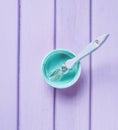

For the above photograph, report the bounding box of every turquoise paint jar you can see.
[41,50,81,89]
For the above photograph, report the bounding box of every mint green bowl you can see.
[41,50,81,89]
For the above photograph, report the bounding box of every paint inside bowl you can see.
[42,50,81,89]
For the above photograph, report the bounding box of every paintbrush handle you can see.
[65,41,98,69]
[65,33,110,69]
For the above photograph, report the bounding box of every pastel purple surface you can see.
[91,0,118,130]
[55,0,90,129]
[0,0,118,130]
[0,0,17,130]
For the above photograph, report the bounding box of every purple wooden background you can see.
[0,0,118,130]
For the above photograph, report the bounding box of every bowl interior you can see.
[42,50,81,88]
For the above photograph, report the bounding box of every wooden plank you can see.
[91,0,118,130]
[0,0,17,130]
[55,0,90,130]
[20,0,54,130]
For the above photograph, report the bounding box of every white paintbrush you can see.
[49,33,110,81]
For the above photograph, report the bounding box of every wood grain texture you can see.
[55,0,90,130]
[91,0,118,130]
[20,0,54,130]
[0,0,17,130]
